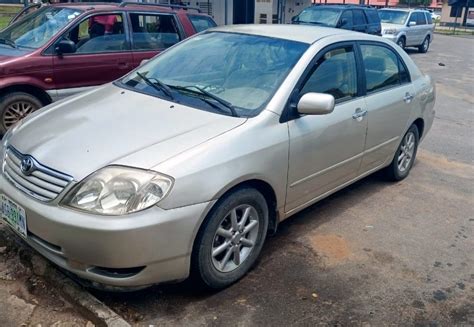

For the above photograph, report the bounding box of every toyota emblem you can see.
[20,156,35,176]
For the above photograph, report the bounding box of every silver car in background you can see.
[379,9,434,53]
[0,25,435,290]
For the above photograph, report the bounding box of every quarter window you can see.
[361,44,409,93]
[301,46,358,102]
[65,14,126,54]
[129,13,180,50]
[188,15,217,32]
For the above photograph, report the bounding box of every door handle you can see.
[403,92,414,103]
[352,108,368,120]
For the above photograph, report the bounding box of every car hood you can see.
[0,46,31,64]
[381,23,404,30]
[8,84,247,181]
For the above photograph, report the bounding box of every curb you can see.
[26,247,131,326]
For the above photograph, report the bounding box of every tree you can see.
[398,0,432,7]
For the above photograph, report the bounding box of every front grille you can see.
[2,146,73,202]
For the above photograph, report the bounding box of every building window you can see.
[259,13,267,24]
[450,6,462,18]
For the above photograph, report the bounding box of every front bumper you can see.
[0,173,213,288]
[381,33,399,43]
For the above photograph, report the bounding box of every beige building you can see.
[183,0,312,25]
[439,0,474,26]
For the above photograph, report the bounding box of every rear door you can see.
[51,12,132,96]
[358,42,415,172]
[128,12,183,67]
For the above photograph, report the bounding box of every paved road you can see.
[94,34,474,326]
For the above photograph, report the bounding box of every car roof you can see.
[49,2,207,15]
[307,5,376,10]
[211,24,366,44]
[379,8,429,13]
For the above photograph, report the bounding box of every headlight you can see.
[62,166,173,215]
[384,28,398,35]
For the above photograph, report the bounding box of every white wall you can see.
[255,0,274,24]
[185,0,234,25]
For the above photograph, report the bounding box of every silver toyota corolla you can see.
[0,25,435,290]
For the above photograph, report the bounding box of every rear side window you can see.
[360,44,409,93]
[353,10,367,26]
[188,15,217,32]
[416,12,427,25]
[129,13,181,50]
[425,12,433,24]
[365,10,380,24]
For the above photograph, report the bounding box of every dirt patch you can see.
[308,234,351,265]
[417,150,474,179]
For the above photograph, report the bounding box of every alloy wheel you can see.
[397,131,416,173]
[2,100,35,129]
[211,204,260,273]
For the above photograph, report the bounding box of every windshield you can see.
[120,32,308,117]
[379,10,409,25]
[0,7,82,49]
[295,8,341,27]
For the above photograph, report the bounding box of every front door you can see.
[51,13,133,98]
[286,44,368,213]
[358,43,415,172]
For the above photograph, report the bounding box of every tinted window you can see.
[188,15,217,32]
[416,12,426,25]
[301,46,357,102]
[130,13,180,50]
[361,44,409,93]
[339,10,353,28]
[65,14,126,54]
[353,10,367,25]
[366,10,380,24]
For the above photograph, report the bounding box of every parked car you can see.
[292,5,381,36]
[0,2,216,135]
[379,9,434,53]
[0,25,435,290]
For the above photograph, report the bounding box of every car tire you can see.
[0,92,42,135]
[418,36,430,53]
[396,37,406,50]
[384,124,420,181]
[192,187,269,289]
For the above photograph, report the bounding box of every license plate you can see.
[1,194,27,238]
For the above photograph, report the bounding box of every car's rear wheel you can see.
[418,36,430,53]
[0,92,42,135]
[384,124,419,181]
[397,36,406,50]
[192,187,268,289]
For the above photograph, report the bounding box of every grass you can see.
[0,5,21,30]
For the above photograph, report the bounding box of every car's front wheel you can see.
[397,36,406,50]
[384,124,420,181]
[192,187,269,289]
[0,92,42,135]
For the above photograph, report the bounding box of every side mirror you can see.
[55,39,76,55]
[340,18,349,27]
[140,59,149,66]
[297,93,335,115]
[408,21,417,26]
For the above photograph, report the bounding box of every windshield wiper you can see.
[136,72,174,100]
[169,85,238,117]
[0,38,17,49]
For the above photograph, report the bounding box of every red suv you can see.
[0,2,216,134]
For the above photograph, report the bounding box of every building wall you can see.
[255,0,274,23]
[184,0,234,25]
[440,1,473,25]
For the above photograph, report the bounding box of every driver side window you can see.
[300,46,358,103]
[65,14,127,54]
